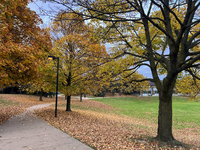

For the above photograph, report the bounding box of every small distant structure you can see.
[149,81,158,96]
[141,81,158,96]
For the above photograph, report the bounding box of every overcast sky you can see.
[28,1,156,79]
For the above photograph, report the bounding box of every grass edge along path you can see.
[35,98,200,150]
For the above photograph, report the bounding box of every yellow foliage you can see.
[175,74,200,100]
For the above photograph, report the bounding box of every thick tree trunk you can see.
[66,95,71,111]
[156,76,177,142]
[157,94,174,141]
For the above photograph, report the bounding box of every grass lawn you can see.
[0,98,19,106]
[86,96,200,129]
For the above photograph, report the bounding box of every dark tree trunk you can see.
[80,93,83,102]
[39,88,43,101]
[157,93,174,141]
[66,95,71,111]
[49,92,53,98]
[11,85,14,94]
[156,77,176,142]
[66,68,72,111]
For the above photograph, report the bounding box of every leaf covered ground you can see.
[0,94,200,149]
[0,94,54,125]
[35,99,200,150]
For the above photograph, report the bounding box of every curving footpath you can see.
[0,104,93,150]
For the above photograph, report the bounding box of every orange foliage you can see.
[0,0,52,85]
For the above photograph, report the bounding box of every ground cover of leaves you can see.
[0,94,55,125]
[35,99,200,150]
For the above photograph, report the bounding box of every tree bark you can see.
[11,85,14,94]
[80,93,83,102]
[39,88,43,101]
[66,54,72,111]
[157,93,174,141]
[156,77,176,142]
[66,95,71,111]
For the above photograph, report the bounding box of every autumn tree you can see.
[0,0,52,89]
[21,60,57,101]
[41,0,200,142]
[175,72,200,100]
[49,12,108,111]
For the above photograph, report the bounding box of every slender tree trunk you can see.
[11,85,14,94]
[80,93,83,102]
[66,95,71,111]
[39,88,43,101]
[157,93,174,141]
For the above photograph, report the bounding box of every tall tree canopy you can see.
[49,12,108,111]
[41,0,200,142]
[0,0,52,86]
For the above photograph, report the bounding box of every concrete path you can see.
[0,104,93,150]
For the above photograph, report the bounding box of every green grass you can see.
[0,98,19,106]
[90,96,200,129]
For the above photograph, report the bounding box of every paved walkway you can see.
[0,104,93,150]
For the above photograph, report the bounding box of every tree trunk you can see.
[156,76,176,142]
[11,85,14,94]
[157,94,174,141]
[155,75,177,142]
[39,88,43,101]
[66,65,72,111]
[66,95,71,111]
[80,93,83,102]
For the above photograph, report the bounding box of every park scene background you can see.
[1,0,200,149]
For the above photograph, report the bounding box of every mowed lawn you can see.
[88,96,200,129]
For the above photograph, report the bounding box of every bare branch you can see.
[189,51,200,56]
[176,54,200,74]
[186,69,200,80]
[187,39,200,50]
[159,0,183,26]
[187,30,200,47]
